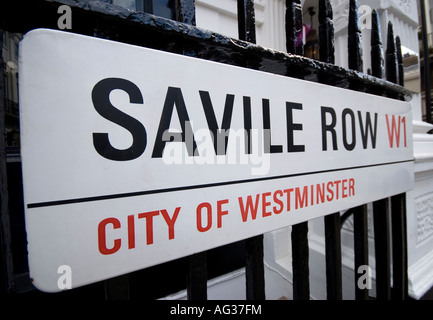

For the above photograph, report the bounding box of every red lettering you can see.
[160,207,181,240]
[197,202,212,232]
[98,218,121,255]
[349,178,355,196]
[273,190,284,214]
[334,180,341,200]
[138,211,159,245]
[311,185,314,206]
[386,115,404,148]
[262,192,272,217]
[317,183,325,204]
[217,200,229,228]
[327,181,334,201]
[283,188,294,212]
[295,186,308,209]
[342,179,348,198]
[127,215,135,249]
[238,195,260,222]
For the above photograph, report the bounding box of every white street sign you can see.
[19,29,414,292]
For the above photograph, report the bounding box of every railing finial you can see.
[386,22,398,84]
[238,0,256,43]
[319,0,335,64]
[348,0,363,72]
[371,9,384,79]
[396,36,404,86]
[285,0,304,55]
[175,0,196,26]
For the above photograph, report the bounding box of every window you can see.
[112,0,176,20]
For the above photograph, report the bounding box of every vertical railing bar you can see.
[324,214,342,300]
[396,37,408,300]
[143,0,153,14]
[187,252,208,300]
[348,0,363,72]
[319,0,335,64]
[386,24,408,300]
[237,0,256,43]
[348,0,368,300]
[237,0,265,301]
[370,9,391,300]
[390,194,408,300]
[285,0,304,56]
[285,0,309,301]
[373,199,391,300]
[0,28,15,297]
[245,235,266,300]
[386,22,398,85]
[386,26,408,300]
[291,222,310,300]
[419,0,432,123]
[396,35,406,102]
[104,274,130,300]
[353,205,369,300]
[319,0,342,301]
[371,9,384,80]
[175,0,196,26]
[396,36,404,87]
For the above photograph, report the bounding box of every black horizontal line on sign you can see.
[27,160,414,209]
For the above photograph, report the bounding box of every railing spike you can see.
[348,0,363,72]
[238,0,256,43]
[175,0,196,26]
[319,0,335,64]
[386,22,398,84]
[285,0,304,55]
[371,9,384,79]
[396,36,404,86]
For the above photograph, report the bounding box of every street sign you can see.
[19,29,413,292]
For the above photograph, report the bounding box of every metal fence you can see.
[0,0,410,300]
